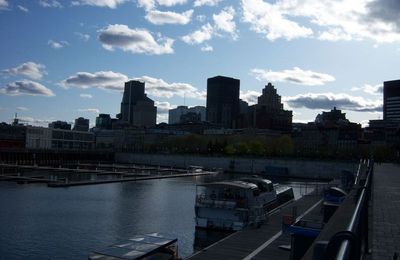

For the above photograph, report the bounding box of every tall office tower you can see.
[120,80,157,128]
[249,83,292,132]
[96,114,112,129]
[206,76,240,128]
[73,117,89,132]
[383,79,400,122]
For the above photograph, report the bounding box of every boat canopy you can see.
[199,181,258,190]
[89,233,177,260]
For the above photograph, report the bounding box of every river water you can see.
[0,175,318,259]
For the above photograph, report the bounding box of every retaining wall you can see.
[115,153,358,179]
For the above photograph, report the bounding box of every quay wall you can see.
[115,153,357,179]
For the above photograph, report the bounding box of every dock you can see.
[0,163,216,187]
[189,193,322,260]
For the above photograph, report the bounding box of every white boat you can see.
[195,178,292,231]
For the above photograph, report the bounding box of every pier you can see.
[189,193,323,260]
[0,163,216,187]
[189,160,400,260]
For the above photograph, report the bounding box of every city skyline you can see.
[1,0,399,127]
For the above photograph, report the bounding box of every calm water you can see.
[0,175,317,259]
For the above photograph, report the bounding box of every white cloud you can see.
[242,0,313,41]
[48,40,68,49]
[201,44,213,52]
[39,0,63,8]
[155,101,175,114]
[284,92,382,112]
[241,0,400,43]
[18,5,29,12]
[194,0,222,7]
[145,9,193,25]
[134,75,206,100]
[75,32,90,41]
[351,84,383,95]
[16,106,29,111]
[250,67,335,86]
[78,108,100,114]
[18,116,55,127]
[98,24,174,55]
[60,71,128,90]
[137,0,155,11]
[80,93,93,98]
[0,0,9,10]
[240,90,261,105]
[0,80,55,96]
[71,0,128,8]
[182,23,213,44]
[157,0,187,7]
[213,6,238,39]
[2,62,47,80]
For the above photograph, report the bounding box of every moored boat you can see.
[195,177,294,231]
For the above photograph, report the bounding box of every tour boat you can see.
[195,177,294,231]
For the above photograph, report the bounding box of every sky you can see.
[0,0,399,127]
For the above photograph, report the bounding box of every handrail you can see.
[332,159,373,260]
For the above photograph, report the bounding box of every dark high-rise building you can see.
[248,83,292,132]
[49,120,71,130]
[73,117,89,132]
[206,76,240,128]
[383,79,400,122]
[120,80,157,128]
[96,114,112,130]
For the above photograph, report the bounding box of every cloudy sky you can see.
[0,0,399,127]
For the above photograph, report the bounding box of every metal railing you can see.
[322,159,373,260]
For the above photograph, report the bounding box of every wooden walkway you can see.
[188,194,322,260]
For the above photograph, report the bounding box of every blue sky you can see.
[0,0,399,127]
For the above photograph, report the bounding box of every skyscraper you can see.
[120,80,157,128]
[383,79,400,122]
[73,117,89,132]
[206,76,240,128]
[248,83,292,132]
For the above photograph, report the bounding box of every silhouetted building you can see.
[248,83,292,132]
[293,108,361,154]
[168,106,206,124]
[0,123,26,149]
[180,112,201,123]
[315,107,348,127]
[384,79,400,122]
[169,106,188,124]
[206,76,240,128]
[120,80,157,128]
[96,114,112,130]
[73,117,89,132]
[49,120,71,130]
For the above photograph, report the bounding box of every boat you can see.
[195,177,294,231]
[88,233,179,260]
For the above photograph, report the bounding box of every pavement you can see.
[371,163,400,260]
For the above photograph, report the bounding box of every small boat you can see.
[195,177,294,231]
[88,233,179,260]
